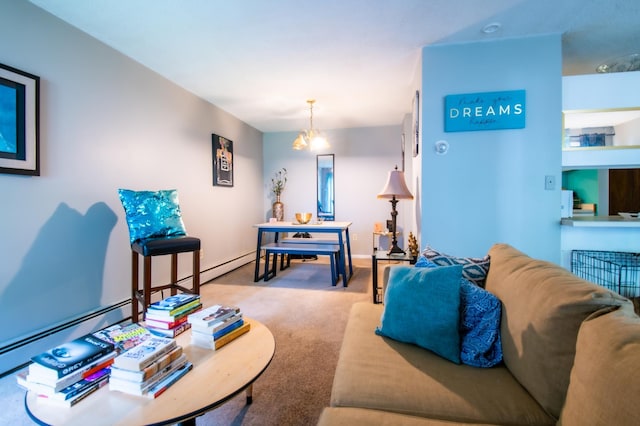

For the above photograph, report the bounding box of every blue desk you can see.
[253,221,353,286]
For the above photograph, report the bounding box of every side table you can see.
[371,250,415,304]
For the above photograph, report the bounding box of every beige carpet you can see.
[194,257,372,425]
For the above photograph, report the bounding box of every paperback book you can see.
[109,355,188,396]
[29,334,115,380]
[91,322,153,354]
[187,305,241,328]
[145,361,193,399]
[112,336,177,371]
[147,321,192,338]
[144,302,203,321]
[143,314,189,330]
[19,367,110,401]
[35,373,109,407]
[189,312,243,333]
[146,294,200,311]
[110,346,183,382]
[191,318,244,341]
[190,321,251,350]
[25,351,116,390]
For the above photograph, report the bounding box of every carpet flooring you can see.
[0,257,373,426]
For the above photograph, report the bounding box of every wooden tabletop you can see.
[25,318,275,426]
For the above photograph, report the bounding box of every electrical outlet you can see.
[200,249,205,259]
[352,233,358,241]
[545,175,555,190]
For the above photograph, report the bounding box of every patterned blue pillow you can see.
[420,246,490,287]
[416,258,502,367]
[376,265,463,364]
[117,189,187,244]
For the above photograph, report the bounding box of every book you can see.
[146,294,200,311]
[147,321,192,338]
[189,312,243,333]
[29,334,115,380]
[112,336,177,371]
[109,355,188,395]
[109,346,183,382]
[19,367,110,401]
[191,318,244,341]
[144,304,202,323]
[35,374,109,407]
[144,302,203,320]
[187,305,241,328]
[145,361,193,399]
[143,314,189,330]
[25,351,116,390]
[91,322,153,354]
[191,322,251,350]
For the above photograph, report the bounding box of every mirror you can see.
[317,154,335,221]
[563,108,640,150]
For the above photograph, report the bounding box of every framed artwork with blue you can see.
[0,63,40,176]
[212,133,233,187]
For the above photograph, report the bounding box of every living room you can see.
[2,2,640,422]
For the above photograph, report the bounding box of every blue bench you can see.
[261,242,343,286]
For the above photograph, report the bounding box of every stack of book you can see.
[109,334,192,399]
[143,293,202,338]
[17,332,117,407]
[188,304,250,350]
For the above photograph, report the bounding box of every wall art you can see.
[0,63,40,176]
[212,133,233,187]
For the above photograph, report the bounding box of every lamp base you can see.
[387,243,406,255]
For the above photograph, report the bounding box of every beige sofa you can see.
[318,243,640,426]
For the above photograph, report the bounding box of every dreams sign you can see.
[445,90,525,132]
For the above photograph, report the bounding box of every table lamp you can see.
[377,166,414,254]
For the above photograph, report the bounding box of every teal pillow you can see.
[376,265,463,364]
[117,189,187,244]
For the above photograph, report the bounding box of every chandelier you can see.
[292,99,329,151]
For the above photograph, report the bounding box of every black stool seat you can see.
[132,236,201,257]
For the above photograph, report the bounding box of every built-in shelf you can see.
[561,216,640,228]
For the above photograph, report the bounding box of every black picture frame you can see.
[212,134,233,187]
[0,63,40,176]
[412,89,419,157]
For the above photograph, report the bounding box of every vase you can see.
[272,195,284,221]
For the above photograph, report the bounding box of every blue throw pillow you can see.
[459,278,503,367]
[376,265,463,364]
[415,258,502,367]
[420,246,490,287]
[117,189,187,244]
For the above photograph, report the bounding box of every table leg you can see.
[344,228,354,278]
[246,383,253,405]
[338,233,348,287]
[372,253,378,303]
[254,229,264,282]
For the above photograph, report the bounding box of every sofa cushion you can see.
[376,265,462,364]
[318,407,498,426]
[420,246,490,287]
[559,303,639,426]
[485,243,629,419]
[331,302,555,425]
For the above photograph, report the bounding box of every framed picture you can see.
[0,63,40,176]
[412,89,419,157]
[212,134,233,187]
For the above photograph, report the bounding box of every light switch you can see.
[545,175,555,190]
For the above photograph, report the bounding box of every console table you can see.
[25,318,275,426]
[372,250,415,304]
[253,221,353,286]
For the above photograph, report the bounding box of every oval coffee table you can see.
[25,318,275,425]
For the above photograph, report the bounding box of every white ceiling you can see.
[29,0,640,132]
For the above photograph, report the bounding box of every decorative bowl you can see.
[295,212,313,224]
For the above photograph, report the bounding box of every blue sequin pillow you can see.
[416,258,503,367]
[420,246,491,287]
[117,189,187,244]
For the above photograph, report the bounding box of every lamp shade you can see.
[377,169,414,200]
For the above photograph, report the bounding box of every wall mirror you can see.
[317,154,335,221]
[563,108,640,150]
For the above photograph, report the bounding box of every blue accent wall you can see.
[420,35,562,262]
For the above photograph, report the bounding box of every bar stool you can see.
[118,189,201,322]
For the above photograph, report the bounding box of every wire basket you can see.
[571,250,640,298]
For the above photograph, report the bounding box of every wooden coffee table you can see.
[24,318,275,426]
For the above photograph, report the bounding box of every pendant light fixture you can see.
[292,99,329,151]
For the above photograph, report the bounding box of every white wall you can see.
[262,125,406,256]
[0,2,263,373]
[420,35,563,262]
